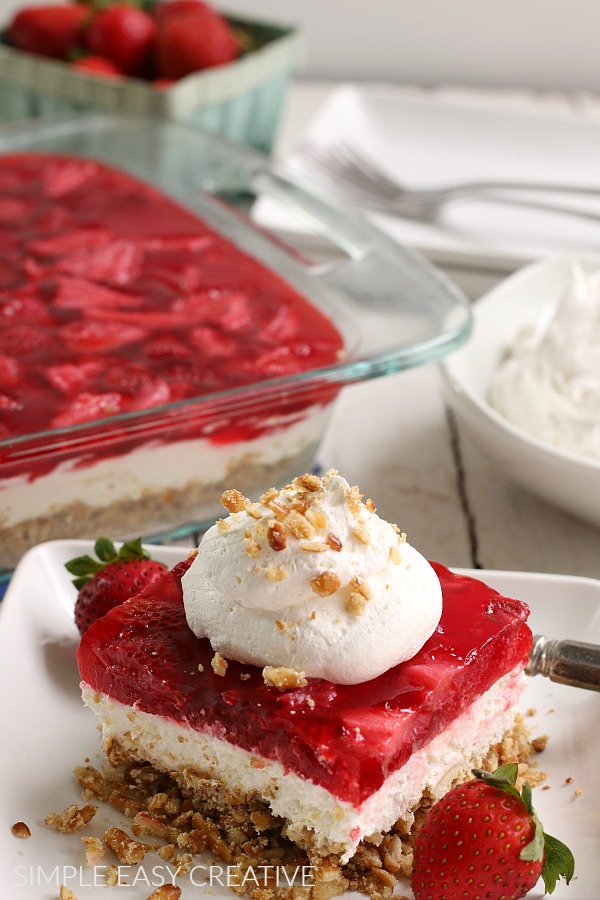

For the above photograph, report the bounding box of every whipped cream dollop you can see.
[491,263,600,460]
[182,470,442,685]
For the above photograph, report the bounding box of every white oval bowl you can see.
[440,255,600,527]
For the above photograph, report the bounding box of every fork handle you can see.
[527,634,600,691]
[443,180,600,198]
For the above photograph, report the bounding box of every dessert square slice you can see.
[77,518,532,895]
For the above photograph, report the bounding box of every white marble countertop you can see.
[271,80,600,581]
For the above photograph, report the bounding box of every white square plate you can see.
[1,540,598,898]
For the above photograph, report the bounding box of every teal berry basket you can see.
[0,15,303,154]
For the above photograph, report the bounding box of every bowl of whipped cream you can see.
[440,256,600,526]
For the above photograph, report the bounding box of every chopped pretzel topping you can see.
[285,509,316,540]
[390,545,402,565]
[243,529,261,558]
[326,532,343,552]
[211,653,228,676]
[259,486,280,505]
[45,804,98,833]
[293,473,323,492]
[299,538,329,552]
[263,666,308,691]
[267,521,287,551]
[346,484,363,515]
[220,488,247,513]
[310,570,341,596]
[305,507,327,530]
[352,520,371,545]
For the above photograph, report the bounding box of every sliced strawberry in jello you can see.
[45,361,105,394]
[52,276,144,311]
[41,159,100,198]
[78,562,532,807]
[55,239,143,287]
[59,320,146,353]
[51,391,124,428]
[29,228,116,258]
[0,355,22,389]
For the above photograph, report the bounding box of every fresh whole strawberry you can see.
[412,764,574,900]
[67,537,168,635]
[71,54,125,78]
[8,4,90,60]
[84,4,157,77]
[152,0,214,27]
[155,8,240,79]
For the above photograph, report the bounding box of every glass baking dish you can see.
[0,113,471,572]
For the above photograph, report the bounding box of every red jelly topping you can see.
[0,154,343,468]
[78,560,532,807]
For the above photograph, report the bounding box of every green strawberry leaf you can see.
[117,537,148,562]
[66,536,150,588]
[472,763,521,799]
[519,809,545,864]
[65,554,106,578]
[94,537,117,563]
[541,832,575,893]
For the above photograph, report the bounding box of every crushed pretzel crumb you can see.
[147,886,182,900]
[216,519,231,534]
[259,487,280,505]
[243,529,262,558]
[197,663,204,673]
[326,532,343,552]
[245,503,263,520]
[240,673,251,681]
[293,473,323,492]
[258,564,287,583]
[104,826,149,864]
[347,592,368,616]
[305,507,327,530]
[105,865,120,887]
[81,835,105,866]
[11,821,31,839]
[310,570,341,597]
[365,498,376,513]
[262,666,308,691]
[574,787,583,797]
[352,520,371,545]
[346,484,363,515]
[221,488,247,513]
[350,576,372,600]
[267,522,287,551]
[59,886,78,900]
[45,804,97,833]
[298,538,329,552]
[389,545,402,565]
[284,509,315,540]
[531,735,548,753]
[211,652,228,676]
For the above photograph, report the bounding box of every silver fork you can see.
[298,141,600,222]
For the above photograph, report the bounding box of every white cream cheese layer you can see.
[0,406,329,527]
[182,470,442,684]
[81,666,526,864]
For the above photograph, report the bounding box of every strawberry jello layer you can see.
[0,154,343,566]
[78,560,532,862]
